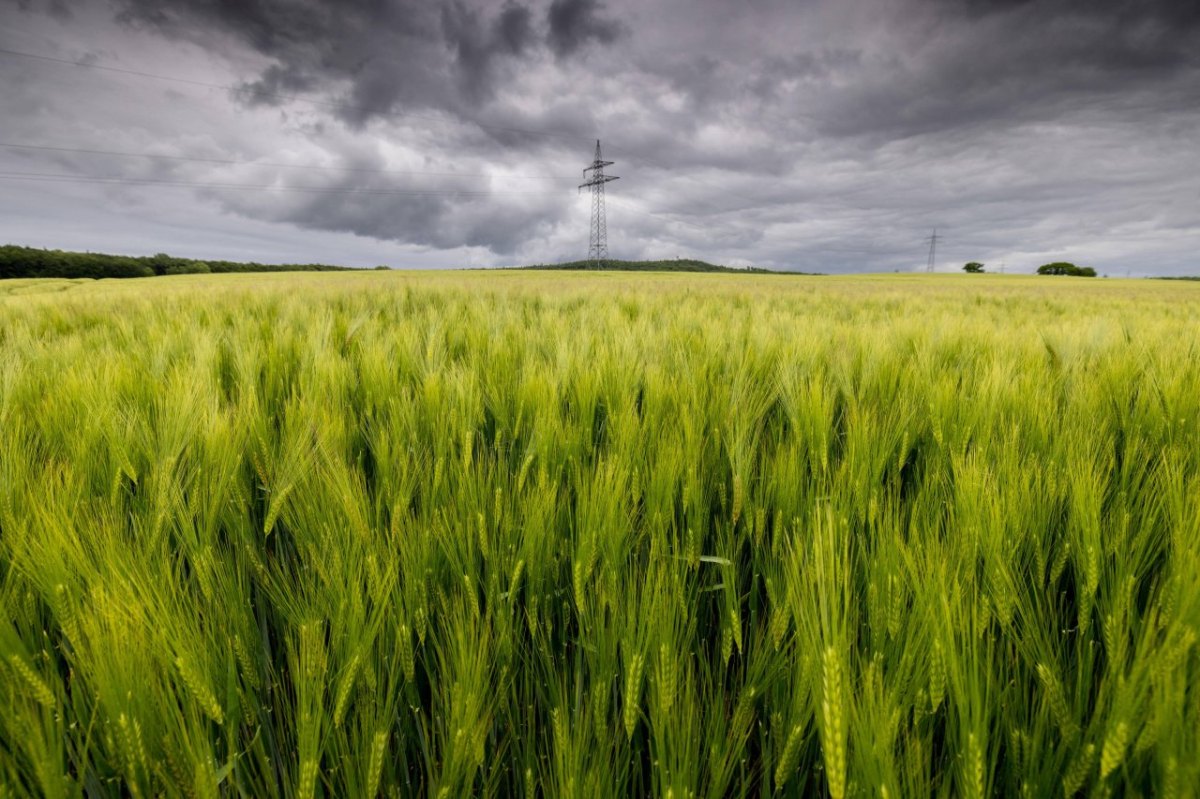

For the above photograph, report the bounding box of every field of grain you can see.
[1,271,1198,797]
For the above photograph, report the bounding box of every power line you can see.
[0,46,242,92]
[0,170,564,197]
[0,168,723,237]
[0,46,762,227]
[925,228,941,272]
[0,46,591,144]
[579,140,617,266]
[0,44,777,248]
[0,139,758,231]
[0,141,576,181]
[0,47,774,204]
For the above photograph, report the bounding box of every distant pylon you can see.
[579,140,618,267]
[925,228,941,272]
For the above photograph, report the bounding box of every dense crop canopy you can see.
[1,272,1198,797]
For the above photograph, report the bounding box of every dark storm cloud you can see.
[950,0,1200,70]
[546,0,625,56]
[945,0,1200,28]
[795,0,1200,141]
[495,3,537,55]
[105,0,625,126]
[235,63,320,106]
[14,0,76,18]
[3,0,1199,272]
[111,0,559,123]
[205,175,569,255]
[441,1,536,94]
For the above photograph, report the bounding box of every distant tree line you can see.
[1037,262,1096,277]
[517,258,804,274]
[960,260,1098,277]
[0,245,354,280]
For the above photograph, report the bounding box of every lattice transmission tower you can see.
[579,140,618,267]
[926,228,941,272]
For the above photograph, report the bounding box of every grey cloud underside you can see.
[943,0,1200,28]
[547,0,625,56]
[3,0,1199,271]
[796,1,1200,141]
[113,0,461,124]
[98,0,625,253]
[14,0,79,18]
[195,169,572,255]
[209,189,536,255]
[112,0,625,125]
[441,2,536,94]
[21,0,1200,144]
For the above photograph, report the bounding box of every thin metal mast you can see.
[926,228,941,272]
[579,140,618,267]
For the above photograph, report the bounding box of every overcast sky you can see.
[1,0,1198,273]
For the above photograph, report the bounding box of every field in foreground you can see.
[1,272,1199,798]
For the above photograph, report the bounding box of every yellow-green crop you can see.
[1,271,1198,797]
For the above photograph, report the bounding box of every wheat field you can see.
[1,271,1198,797]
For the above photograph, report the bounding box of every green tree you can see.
[1037,262,1096,277]
[164,260,211,275]
[963,262,985,273]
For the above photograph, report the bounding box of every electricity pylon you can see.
[926,228,941,272]
[579,140,618,268]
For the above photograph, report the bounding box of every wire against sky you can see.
[0,170,564,197]
[0,142,578,182]
[0,42,754,248]
[0,46,594,144]
[0,46,777,207]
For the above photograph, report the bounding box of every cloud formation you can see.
[1,0,1198,273]
[109,0,624,123]
[547,0,625,56]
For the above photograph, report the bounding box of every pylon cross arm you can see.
[581,140,615,268]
